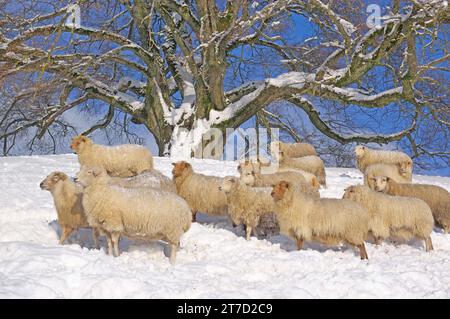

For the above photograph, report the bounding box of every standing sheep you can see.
[278,153,327,187]
[40,172,99,247]
[354,145,413,176]
[172,161,228,221]
[76,166,191,264]
[240,170,319,199]
[342,185,434,251]
[219,177,277,240]
[371,176,450,233]
[70,135,153,177]
[109,169,176,192]
[270,141,317,159]
[364,163,412,189]
[270,181,370,259]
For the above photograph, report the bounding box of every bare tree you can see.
[0,0,448,167]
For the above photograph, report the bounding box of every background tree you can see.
[0,0,448,170]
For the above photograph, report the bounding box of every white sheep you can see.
[354,145,413,176]
[342,185,434,251]
[172,161,228,221]
[270,141,317,159]
[271,181,370,259]
[278,154,327,187]
[238,159,320,190]
[70,135,153,177]
[240,170,320,198]
[109,169,176,192]
[219,177,277,240]
[364,163,412,189]
[40,172,99,247]
[371,176,450,233]
[76,166,192,264]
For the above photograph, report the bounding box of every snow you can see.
[0,154,449,298]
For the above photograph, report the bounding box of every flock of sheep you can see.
[39,135,450,264]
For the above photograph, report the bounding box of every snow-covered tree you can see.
[0,0,448,165]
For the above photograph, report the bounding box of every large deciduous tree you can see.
[0,0,448,166]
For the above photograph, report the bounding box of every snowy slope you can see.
[0,154,449,298]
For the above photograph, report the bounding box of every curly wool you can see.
[271,141,317,159]
[279,154,326,186]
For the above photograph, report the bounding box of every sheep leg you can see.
[169,243,178,265]
[358,243,369,260]
[105,232,114,256]
[192,212,197,223]
[59,226,73,245]
[425,237,434,252]
[245,226,252,240]
[92,228,100,249]
[111,232,121,257]
[296,237,304,250]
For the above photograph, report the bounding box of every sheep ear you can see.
[171,163,176,166]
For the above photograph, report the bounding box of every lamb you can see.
[76,166,191,264]
[270,181,370,259]
[172,161,228,221]
[240,170,320,199]
[371,176,450,233]
[278,153,327,186]
[109,169,176,192]
[40,172,99,247]
[270,141,317,159]
[342,185,434,251]
[219,177,278,240]
[364,163,412,189]
[70,135,153,177]
[354,145,413,176]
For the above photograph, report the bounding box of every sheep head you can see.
[219,176,238,193]
[354,145,366,158]
[271,181,290,202]
[342,185,365,200]
[76,166,107,187]
[373,176,390,193]
[240,170,255,186]
[171,161,192,178]
[397,161,412,176]
[70,135,92,153]
[40,172,68,191]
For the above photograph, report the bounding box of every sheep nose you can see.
[39,182,44,188]
[218,186,222,191]
[74,178,79,182]
[270,191,275,197]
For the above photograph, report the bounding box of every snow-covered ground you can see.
[0,154,449,298]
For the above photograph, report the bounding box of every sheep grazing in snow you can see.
[364,163,412,189]
[354,145,413,176]
[240,169,319,199]
[278,153,327,187]
[219,176,278,240]
[172,161,228,221]
[342,185,434,251]
[40,172,99,247]
[270,141,317,159]
[109,169,176,192]
[271,181,370,259]
[76,166,191,264]
[371,176,450,233]
[70,135,153,177]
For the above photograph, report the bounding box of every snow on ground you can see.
[0,154,449,298]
